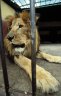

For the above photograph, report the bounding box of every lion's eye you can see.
[19,25,23,28]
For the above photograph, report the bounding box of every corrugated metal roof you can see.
[11,0,61,8]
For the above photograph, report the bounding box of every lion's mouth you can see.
[12,43,25,55]
[12,43,25,48]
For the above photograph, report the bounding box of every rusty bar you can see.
[30,0,36,96]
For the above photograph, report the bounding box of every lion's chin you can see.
[14,47,25,55]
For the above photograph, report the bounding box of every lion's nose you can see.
[8,36,14,41]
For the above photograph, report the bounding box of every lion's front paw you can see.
[36,66,60,93]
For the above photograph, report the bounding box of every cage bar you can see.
[0,0,10,96]
[30,0,36,96]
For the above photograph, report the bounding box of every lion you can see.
[4,10,61,93]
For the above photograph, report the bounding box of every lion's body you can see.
[4,11,61,93]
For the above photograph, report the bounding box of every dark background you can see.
[36,5,61,43]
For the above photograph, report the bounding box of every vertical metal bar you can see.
[0,0,10,96]
[30,0,36,96]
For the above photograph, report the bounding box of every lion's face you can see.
[7,12,31,57]
[6,11,40,57]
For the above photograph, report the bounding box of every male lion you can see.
[4,10,61,93]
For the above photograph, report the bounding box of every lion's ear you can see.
[21,10,30,23]
[36,16,39,22]
[35,13,40,22]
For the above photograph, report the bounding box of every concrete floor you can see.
[0,44,61,96]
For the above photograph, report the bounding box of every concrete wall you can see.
[1,0,15,20]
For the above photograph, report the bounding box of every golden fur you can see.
[4,11,61,93]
